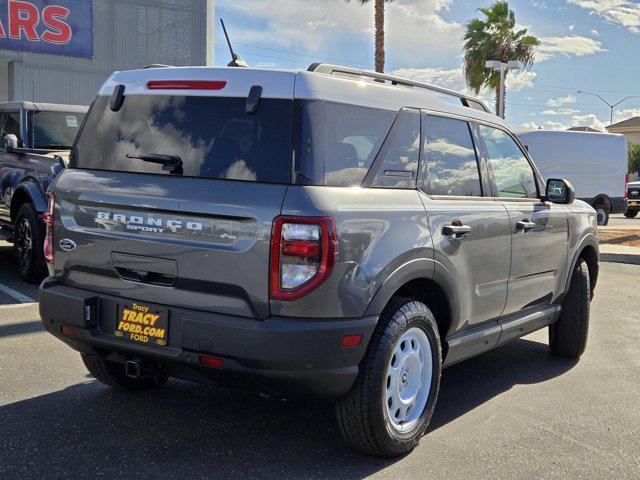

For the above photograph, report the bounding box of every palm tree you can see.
[463,1,539,116]
[347,0,395,73]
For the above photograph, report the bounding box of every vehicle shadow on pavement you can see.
[0,338,577,479]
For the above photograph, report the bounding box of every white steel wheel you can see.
[384,327,433,433]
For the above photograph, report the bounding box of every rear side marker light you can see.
[146,80,227,91]
[199,356,224,368]
[43,192,55,264]
[270,216,337,301]
[61,326,76,337]
[342,334,363,348]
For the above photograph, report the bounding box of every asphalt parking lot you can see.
[0,240,639,479]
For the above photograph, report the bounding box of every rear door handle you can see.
[443,223,472,239]
[516,220,536,232]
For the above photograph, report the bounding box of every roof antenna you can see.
[220,19,248,68]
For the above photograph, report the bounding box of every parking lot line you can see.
[0,282,35,304]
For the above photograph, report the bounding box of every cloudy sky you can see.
[215,0,640,132]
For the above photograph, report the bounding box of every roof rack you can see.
[307,63,491,114]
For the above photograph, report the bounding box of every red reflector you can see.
[199,355,224,368]
[146,80,227,91]
[282,240,320,258]
[61,326,76,337]
[342,334,362,348]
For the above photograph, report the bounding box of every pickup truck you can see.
[0,101,87,282]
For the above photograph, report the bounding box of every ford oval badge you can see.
[59,239,77,252]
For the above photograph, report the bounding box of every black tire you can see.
[623,210,638,219]
[81,353,167,391]
[14,203,47,284]
[335,298,442,457]
[595,204,610,226]
[549,259,590,358]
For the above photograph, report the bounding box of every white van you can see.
[519,130,628,225]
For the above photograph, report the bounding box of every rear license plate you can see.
[115,303,168,346]
[630,201,638,207]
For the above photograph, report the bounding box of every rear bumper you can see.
[39,278,377,399]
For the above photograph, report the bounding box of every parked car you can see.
[39,64,599,457]
[0,102,87,282]
[626,180,640,218]
[518,130,628,226]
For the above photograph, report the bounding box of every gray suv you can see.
[39,65,599,457]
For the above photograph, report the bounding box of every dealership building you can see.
[0,0,215,105]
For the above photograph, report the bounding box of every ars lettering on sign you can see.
[0,1,72,45]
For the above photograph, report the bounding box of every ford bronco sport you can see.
[39,64,599,457]
[0,101,87,282]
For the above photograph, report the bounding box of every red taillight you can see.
[199,356,224,368]
[61,325,76,337]
[341,334,363,348]
[43,192,55,264]
[270,216,336,301]
[146,80,227,91]
[625,173,629,199]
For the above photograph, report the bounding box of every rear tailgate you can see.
[53,170,285,319]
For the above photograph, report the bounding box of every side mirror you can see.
[3,134,19,153]
[546,178,575,205]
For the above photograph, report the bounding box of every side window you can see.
[478,125,538,199]
[423,116,482,197]
[323,103,395,187]
[370,109,420,189]
[1,112,22,145]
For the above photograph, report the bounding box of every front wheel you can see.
[549,259,590,358]
[624,210,638,219]
[14,203,47,284]
[335,298,442,457]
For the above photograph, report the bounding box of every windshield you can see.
[71,95,293,183]
[30,111,85,150]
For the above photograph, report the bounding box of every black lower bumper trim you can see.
[39,278,378,399]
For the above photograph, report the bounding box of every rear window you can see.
[30,111,85,149]
[71,95,293,183]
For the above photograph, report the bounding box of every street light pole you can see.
[577,91,640,131]
[485,60,522,119]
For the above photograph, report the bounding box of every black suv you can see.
[0,102,87,282]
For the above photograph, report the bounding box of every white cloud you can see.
[536,35,606,61]
[506,71,537,91]
[541,108,581,115]
[567,0,640,34]
[570,113,606,131]
[547,94,578,107]
[590,29,600,36]
[613,108,640,123]
[569,24,575,31]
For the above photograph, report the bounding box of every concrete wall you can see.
[0,0,214,106]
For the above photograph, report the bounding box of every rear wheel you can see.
[335,298,442,457]
[14,203,47,284]
[595,204,610,226]
[549,259,590,358]
[624,210,638,219]
[82,353,167,391]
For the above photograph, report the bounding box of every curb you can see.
[600,252,640,265]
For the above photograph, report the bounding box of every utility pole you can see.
[577,91,640,131]
[485,60,522,119]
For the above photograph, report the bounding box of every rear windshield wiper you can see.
[126,153,183,175]
[40,144,72,150]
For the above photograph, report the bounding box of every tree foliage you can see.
[629,143,640,174]
[463,1,540,116]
